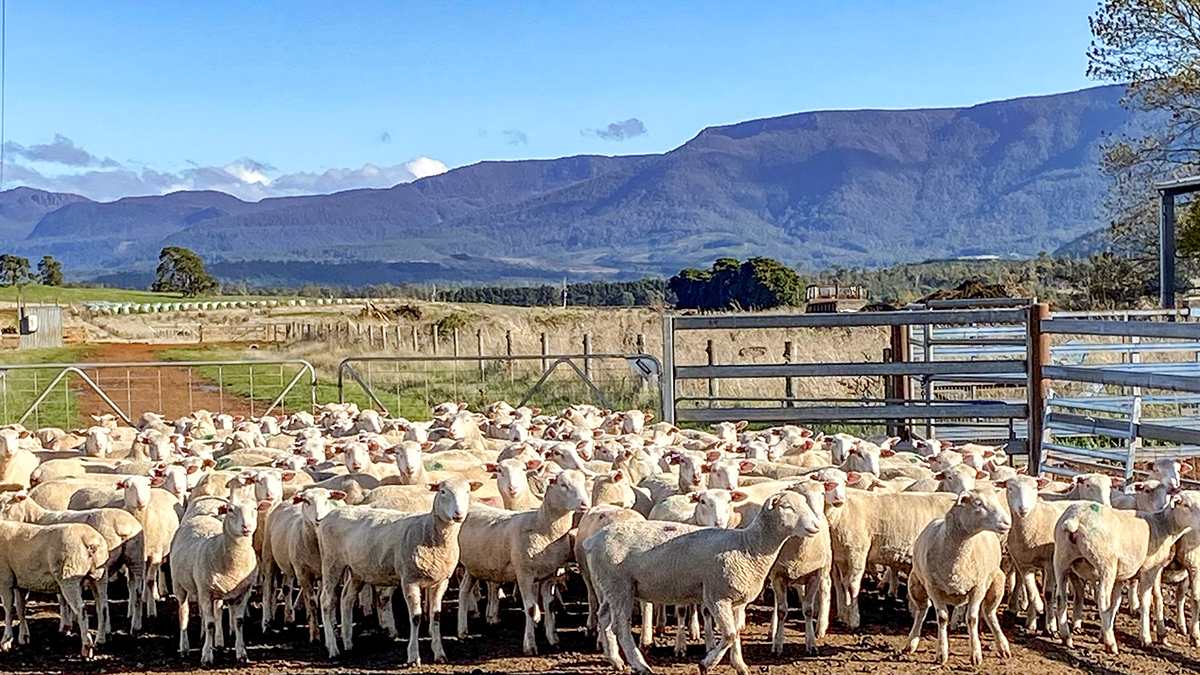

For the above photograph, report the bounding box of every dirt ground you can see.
[0,581,1195,675]
[73,342,257,422]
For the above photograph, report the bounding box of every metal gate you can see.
[0,359,316,429]
[337,353,661,421]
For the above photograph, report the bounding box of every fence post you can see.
[783,341,794,407]
[432,324,439,355]
[889,324,910,439]
[636,333,645,354]
[706,339,717,407]
[1027,302,1050,474]
[583,334,592,381]
[412,326,419,353]
[477,329,485,382]
[661,314,675,425]
[453,328,460,357]
[541,333,548,372]
[506,331,513,357]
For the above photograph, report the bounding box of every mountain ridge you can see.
[3,84,1140,284]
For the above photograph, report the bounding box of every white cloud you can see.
[2,134,448,202]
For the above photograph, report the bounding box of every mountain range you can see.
[0,84,1145,286]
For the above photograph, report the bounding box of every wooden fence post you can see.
[1027,303,1050,474]
[477,329,485,382]
[541,333,549,372]
[583,334,592,381]
[783,341,794,407]
[706,339,717,406]
[432,324,439,355]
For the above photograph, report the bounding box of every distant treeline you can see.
[669,257,806,310]
[447,278,671,307]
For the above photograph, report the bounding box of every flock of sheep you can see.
[0,402,1195,674]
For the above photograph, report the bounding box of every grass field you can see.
[0,285,295,305]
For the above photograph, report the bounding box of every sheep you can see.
[1054,490,1200,652]
[647,488,747,528]
[586,490,822,675]
[84,426,113,458]
[996,474,1087,634]
[488,458,543,511]
[574,506,646,636]
[825,489,958,628]
[903,487,1012,665]
[260,487,345,640]
[0,429,38,489]
[0,491,145,641]
[456,469,591,654]
[768,480,834,655]
[0,519,108,657]
[318,476,482,663]
[170,497,270,665]
[117,475,180,617]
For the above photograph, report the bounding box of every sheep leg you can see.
[966,594,985,666]
[402,583,423,665]
[1070,574,1085,631]
[319,567,342,658]
[129,562,145,633]
[1190,572,1200,646]
[1096,574,1121,654]
[232,592,252,661]
[583,567,598,634]
[1175,581,1187,632]
[830,562,846,623]
[485,582,501,625]
[985,571,1012,659]
[673,605,688,657]
[843,556,867,629]
[594,597,623,668]
[1021,570,1042,633]
[428,578,450,663]
[282,576,296,624]
[611,593,653,674]
[639,602,654,648]
[540,581,558,647]
[0,583,13,651]
[339,577,362,652]
[200,595,217,666]
[904,574,929,654]
[932,597,951,666]
[1139,571,1159,646]
[455,571,474,638]
[1152,573,1167,643]
[13,591,26,646]
[699,597,737,675]
[517,575,540,655]
[689,604,701,641]
[94,574,109,645]
[260,558,276,633]
[57,594,72,634]
[802,576,821,654]
[145,562,160,618]
[377,586,399,638]
[816,572,831,639]
[61,580,93,659]
[300,575,319,643]
[770,577,787,655]
[177,588,191,655]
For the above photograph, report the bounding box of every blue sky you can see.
[4,0,1100,201]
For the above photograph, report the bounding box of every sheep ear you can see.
[115,479,128,489]
[281,470,296,481]
[468,480,483,492]
[823,481,839,493]
[730,490,749,502]
[1171,494,1185,508]
[150,476,165,487]
[739,460,756,473]
[12,492,26,502]
[1035,476,1051,489]
[735,421,748,431]
[975,470,987,480]
[612,470,624,483]
[421,442,434,451]
[763,494,780,509]
[994,479,1008,488]
[1184,463,1194,473]
[203,458,216,469]
[217,504,229,515]
[688,492,701,503]
[484,463,499,474]
[880,448,896,458]
[934,471,945,480]
[328,490,347,501]
[956,493,973,506]
[257,500,272,513]
[525,459,542,471]
[427,483,440,492]
[292,494,306,504]
[700,463,712,474]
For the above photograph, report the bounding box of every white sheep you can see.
[903,487,1012,665]
[318,476,481,663]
